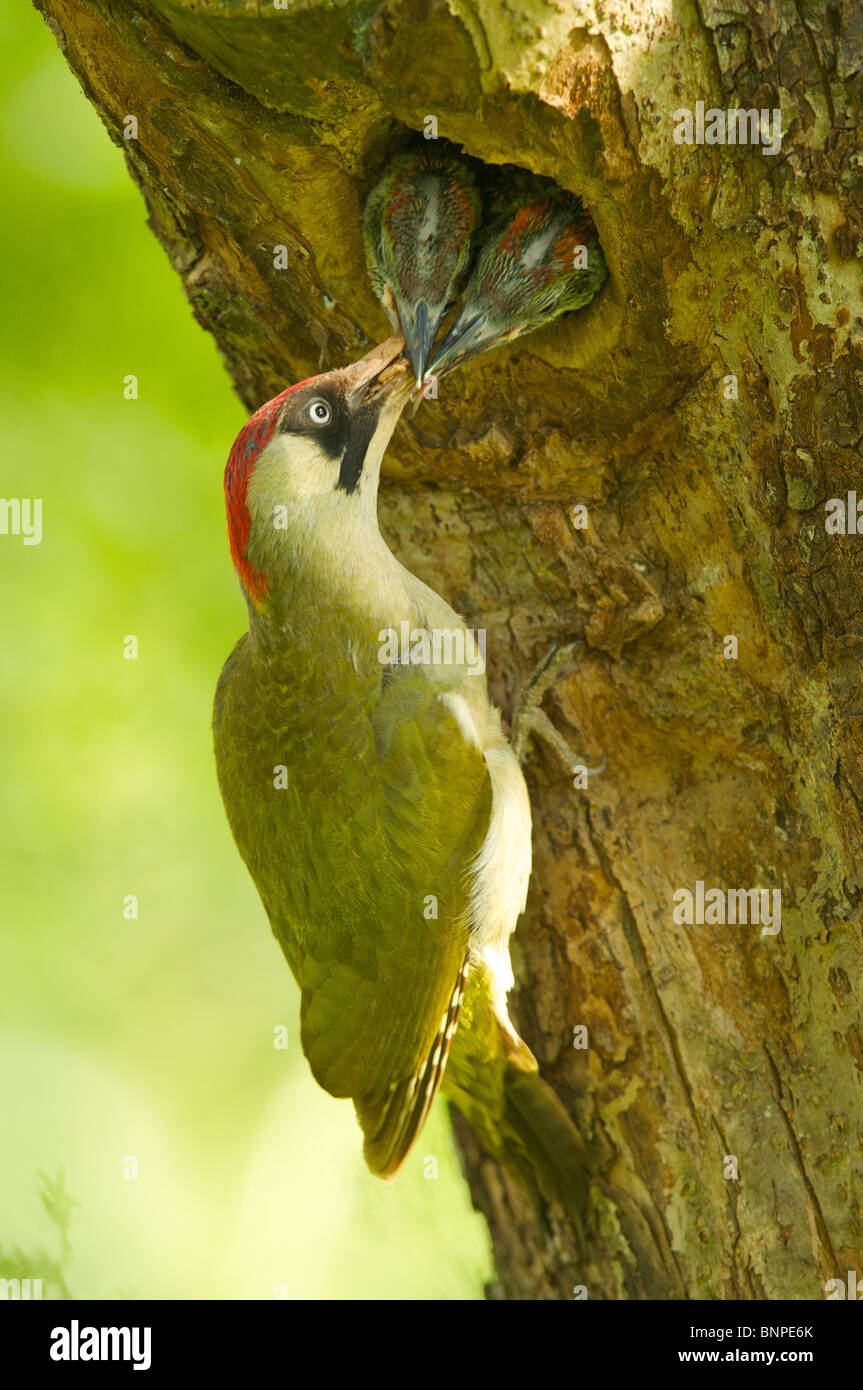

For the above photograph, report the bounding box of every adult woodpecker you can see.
[213,335,589,1224]
[428,192,607,377]
[364,151,479,387]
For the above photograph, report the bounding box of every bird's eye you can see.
[306,399,332,426]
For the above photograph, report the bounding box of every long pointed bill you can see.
[427,310,489,378]
[340,335,417,494]
[398,299,441,388]
[343,333,412,410]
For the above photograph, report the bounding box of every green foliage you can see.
[0,1171,76,1299]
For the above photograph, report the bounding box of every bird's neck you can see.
[244,501,489,704]
[248,502,419,644]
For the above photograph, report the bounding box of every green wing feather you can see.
[355,952,468,1178]
[214,638,493,1168]
[297,664,491,1096]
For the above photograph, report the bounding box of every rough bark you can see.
[36,0,863,1300]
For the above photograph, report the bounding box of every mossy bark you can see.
[36,0,863,1300]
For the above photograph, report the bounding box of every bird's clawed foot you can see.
[511,641,605,780]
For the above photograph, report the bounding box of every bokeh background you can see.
[0,1,490,1299]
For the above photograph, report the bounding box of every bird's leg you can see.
[511,641,606,778]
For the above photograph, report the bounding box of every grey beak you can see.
[401,300,442,388]
[428,311,487,377]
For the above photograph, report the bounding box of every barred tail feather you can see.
[356,956,468,1180]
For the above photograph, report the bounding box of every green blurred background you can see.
[0,2,490,1299]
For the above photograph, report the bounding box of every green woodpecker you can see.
[213,336,587,1223]
[429,191,607,377]
[364,151,479,386]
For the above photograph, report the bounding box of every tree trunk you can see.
[36,0,862,1300]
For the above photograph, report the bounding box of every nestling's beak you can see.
[344,333,414,412]
[428,310,488,377]
[398,299,441,388]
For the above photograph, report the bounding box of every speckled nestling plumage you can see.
[429,190,607,376]
[364,150,479,384]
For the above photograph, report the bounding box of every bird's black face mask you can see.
[337,404,380,495]
[276,382,381,495]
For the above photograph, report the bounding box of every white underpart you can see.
[417,179,440,243]
[416,178,442,277]
[520,216,564,271]
[438,691,482,750]
[438,693,533,1027]
[468,745,531,1002]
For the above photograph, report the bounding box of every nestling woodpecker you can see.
[428,192,607,377]
[364,151,479,386]
[213,335,588,1223]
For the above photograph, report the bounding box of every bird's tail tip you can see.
[356,958,469,1180]
[502,1058,590,1234]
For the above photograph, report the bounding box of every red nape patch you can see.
[224,380,310,603]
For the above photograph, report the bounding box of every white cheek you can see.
[247,435,339,513]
